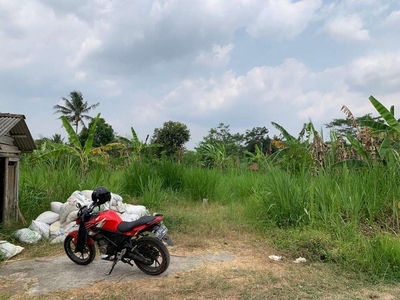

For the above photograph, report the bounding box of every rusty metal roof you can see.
[0,113,36,153]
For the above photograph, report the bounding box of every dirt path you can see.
[1,238,400,299]
[0,250,233,295]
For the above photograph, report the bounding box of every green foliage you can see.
[243,126,272,154]
[325,114,383,138]
[181,167,219,201]
[268,228,337,262]
[197,142,232,169]
[216,168,263,203]
[117,127,153,163]
[79,117,116,147]
[34,114,120,176]
[270,122,315,174]
[180,150,201,166]
[156,159,185,191]
[250,168,312,227]
[140,177,167,209]
[151,121,190,158]
[197,123,244,157]
[8,94,400,281]
[122,162,160,197]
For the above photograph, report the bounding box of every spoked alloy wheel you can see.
[133,236,170,275]
[64,235,96,265]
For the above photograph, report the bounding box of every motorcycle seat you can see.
[117,215,156,232]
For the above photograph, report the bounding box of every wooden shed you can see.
[0,113,36,226]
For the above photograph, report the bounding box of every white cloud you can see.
[348,52,400,88]
[1,0,399,148]
[246,0,322,40]
[74,71,87,80]
[323,14,370,41]
[163,58,311,125]
[162,51,399,138]
[68,37,103,68]
[194,44,235,67]
[102,79,121,97]
[382,10,400,26]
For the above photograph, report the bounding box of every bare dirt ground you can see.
[1,233,400,300]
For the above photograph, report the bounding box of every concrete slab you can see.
[0,252,233,295]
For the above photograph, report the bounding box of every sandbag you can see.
[120,212,133,222]
[63,221,78,233]
[111,193,123,202]
[70,191,92,206]
[80,190,93,200]
[120,212,142,222]
[65,210,78,224]
[49,221,63,238]
[13,228,42,244]
[59,202,76,224]
[129,213,141,221]
[50,234,66,244]
[125,204,149,216]
[29,220,50,240]
[50,202,63,214]
[35,211,60,225]
[0,241,24,259]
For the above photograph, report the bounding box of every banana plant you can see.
[198,142,231,170]
[360,96,400,140]
[34,113,115,175]
[333,96,400,168]
[359,96,400,163]
[270,122,315,173]
[117,127,152,163]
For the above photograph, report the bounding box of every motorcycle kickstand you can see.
[106,248,127,276]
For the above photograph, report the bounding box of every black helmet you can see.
[91,186,111,205]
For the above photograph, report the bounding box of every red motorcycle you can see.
[64,186,174,276]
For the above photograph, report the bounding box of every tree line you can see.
[41,90,279,160]
[34,90,400,174]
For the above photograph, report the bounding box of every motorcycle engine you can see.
[97,239,109,254]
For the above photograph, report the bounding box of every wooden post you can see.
[0,157,5,225]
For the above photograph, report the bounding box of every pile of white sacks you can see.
[0,190,148,259]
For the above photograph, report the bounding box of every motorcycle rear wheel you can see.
[64,235,96,265]
[133,236,170,275]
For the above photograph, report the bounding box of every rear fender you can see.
[66,230,95,246]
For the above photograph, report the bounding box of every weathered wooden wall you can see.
[0,134,20,225]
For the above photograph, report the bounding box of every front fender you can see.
[66,230,95,246]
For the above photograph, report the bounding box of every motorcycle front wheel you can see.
[133,236,170,275]
[64,235,96,265]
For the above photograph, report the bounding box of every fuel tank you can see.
[92,210,122,231]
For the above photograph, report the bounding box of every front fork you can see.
[67,230,95,246]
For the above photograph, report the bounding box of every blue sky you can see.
[1,0,399,149]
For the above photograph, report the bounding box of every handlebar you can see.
[76,202,96,219]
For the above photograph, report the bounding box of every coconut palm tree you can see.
[53,91,100,133]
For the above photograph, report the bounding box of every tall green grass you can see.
[18,162,126,221]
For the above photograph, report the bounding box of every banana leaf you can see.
[61,116,81,149]
[271,122,296,142]
[346,134,370,162]
[84,113,100,156]
[369,96,400,134]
